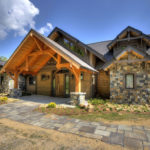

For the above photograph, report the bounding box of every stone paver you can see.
[110,132,124,146]
[79,126,95,134]
[0,100,150,149]
[94,129,110,136]
[124,137,143,150]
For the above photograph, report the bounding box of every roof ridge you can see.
[87,40,112,45]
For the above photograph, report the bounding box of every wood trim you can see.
[32,36,43,51]
[14,71,19,89]
[43,50,57,61]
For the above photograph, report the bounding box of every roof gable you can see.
[1,29,97,74]
[108,26,150,50]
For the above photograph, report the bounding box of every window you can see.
[63,38,84,57]
[63,38,70,48]
[41,74,50,81]
[125,74,134,89]
[29,76,35,85]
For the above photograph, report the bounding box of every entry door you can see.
[56,74,65,97]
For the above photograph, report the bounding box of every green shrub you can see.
[88,98,106,105]
[109,107,113,111]
[0,96,8,102]
[103,108,106,111]
[47,102,56,108]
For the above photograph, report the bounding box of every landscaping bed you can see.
[36,99,150,122]
[0,95,18,105]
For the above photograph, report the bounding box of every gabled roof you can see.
[1,29,97,74]
[87,40,112,61]
[101,46,150,70]
[107,26,150,49]
[48,27,106,62]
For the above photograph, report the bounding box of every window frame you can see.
[41,74,50,81]
[125,73,135,89]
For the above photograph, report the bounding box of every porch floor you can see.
[18,95,71,105]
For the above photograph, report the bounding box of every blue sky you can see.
[0,0,150,58]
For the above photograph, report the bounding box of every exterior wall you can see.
[36,65,53,96]
[110,54,150,104]
[26,76,36,94]
[0,73,9,93]
[81,72,93,98]
[97,70,110,98]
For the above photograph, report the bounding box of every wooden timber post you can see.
[74,69,81,92]
[14,71,19,89]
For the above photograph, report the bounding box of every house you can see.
[1,26,150,104]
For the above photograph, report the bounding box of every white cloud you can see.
[0,0,39,39]
[38,23,53,35]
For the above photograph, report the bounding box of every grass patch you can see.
[70,112,150,122]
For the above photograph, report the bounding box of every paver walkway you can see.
[0,101,150,150]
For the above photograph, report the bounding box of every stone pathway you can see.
[0,101,150,150]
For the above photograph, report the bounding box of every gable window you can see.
[125,74,134,89]
[29,76,35,85]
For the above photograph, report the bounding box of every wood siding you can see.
[97,70,110,98]
[26,77,36,94]
[81,72,93,98]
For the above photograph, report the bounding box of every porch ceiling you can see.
[1,29,97,75]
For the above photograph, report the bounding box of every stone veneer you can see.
[110,54,150,104]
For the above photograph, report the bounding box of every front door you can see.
[55,73,65,97]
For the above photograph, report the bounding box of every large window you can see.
[125,74,134,89]
[63,38,84,56]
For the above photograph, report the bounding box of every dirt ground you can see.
[0,118,128,150]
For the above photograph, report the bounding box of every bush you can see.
[47,102,56,108]
[88,98,106,105]
[0,96,8,102]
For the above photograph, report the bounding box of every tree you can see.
[0,56,7,61]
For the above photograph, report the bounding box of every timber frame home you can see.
[1,26,150,104]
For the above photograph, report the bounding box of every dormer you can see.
[48,27,106,68]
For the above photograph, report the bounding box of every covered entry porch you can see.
[1,29,97,98]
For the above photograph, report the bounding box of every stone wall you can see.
[110,59,150,104]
